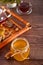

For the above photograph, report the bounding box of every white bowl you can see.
[7,3,17,8]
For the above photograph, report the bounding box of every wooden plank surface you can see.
[0,0,43,65]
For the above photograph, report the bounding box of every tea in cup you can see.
[16,1,32,15]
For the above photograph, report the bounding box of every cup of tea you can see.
[16,1,32,15]
[5,38,30,61]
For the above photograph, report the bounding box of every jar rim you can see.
[11,38,29,53]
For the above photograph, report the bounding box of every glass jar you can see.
[0,8,7,23]
[5,38,30,61]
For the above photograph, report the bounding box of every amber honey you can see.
[10,38,30,61]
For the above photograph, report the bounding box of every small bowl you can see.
[7,3,17,8]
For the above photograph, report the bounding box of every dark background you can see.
[0,0,43,65]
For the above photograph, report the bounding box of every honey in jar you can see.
[5,38,30,61]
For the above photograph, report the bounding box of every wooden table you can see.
[0,0,43,65]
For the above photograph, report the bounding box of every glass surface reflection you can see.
[16,1,32,15]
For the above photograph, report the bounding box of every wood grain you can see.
[0,0,43,65]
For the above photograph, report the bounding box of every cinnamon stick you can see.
[0,27,31,49]
[9,18,22,29]
[1,6,30,26]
